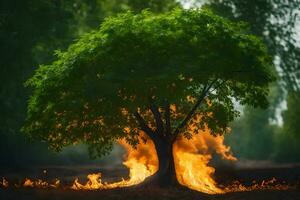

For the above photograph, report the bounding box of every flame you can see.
[0,116,296,193]
[69,113,241,194]
[173,129,236,194]
[71,132,158,190]
[22,178,60,188]
[222,177,296,192]
[71,173,103,190]
[23,179,34,187]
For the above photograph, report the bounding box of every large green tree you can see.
[23,9,274,186]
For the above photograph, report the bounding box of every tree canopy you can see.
[23,8,274,157]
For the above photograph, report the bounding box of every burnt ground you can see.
[1,162,300,200]
[1,187,300,200]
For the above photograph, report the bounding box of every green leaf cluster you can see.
[23,8,274,157]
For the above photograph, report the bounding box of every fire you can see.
[173,129,236,194]
[23,178,60,188]
[0,117,296,193]
[71,173,103,190]
[23,179,34,187]
[54,125,235,194]
[222,177,296,192]
[71,133,158,190]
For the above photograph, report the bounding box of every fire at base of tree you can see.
[1,129,299,194]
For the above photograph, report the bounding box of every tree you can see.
[226,107,275,160]
[0,0,81,167]
[274,91,300,162]
[281,92,300,140]
[225,83,282,160]
[23,8,274,186]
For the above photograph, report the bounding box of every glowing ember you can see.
[222,178,296,192]
[22,178,60,188]
[1,178,8,188]
[23,178,34,187]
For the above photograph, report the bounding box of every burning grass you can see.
[1,129,298,194]
[1,116,298,194]
[1,182,300,200]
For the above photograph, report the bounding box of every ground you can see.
[1,162,300,200]
[1,186,300,200]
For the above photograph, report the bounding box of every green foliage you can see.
[0,0,179,166]
[68,0,180,33]
[281,92,300,139]
[203,0,300,161]
[226,107,276,160]
[205,0,300,91]
[23,8,274,157]
[274,91,300,162]
[225,84,283,160]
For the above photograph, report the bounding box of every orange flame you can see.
[71,133,158,190]
[23,178,34,187]
[173,128,236,194]
[223,177,296,192]
[70,112,237,194]
[0,117,296,193]
[23,178,60,188]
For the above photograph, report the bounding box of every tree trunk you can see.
[133,103,180,187]
[139,130,179,187]
[153,136,178,186]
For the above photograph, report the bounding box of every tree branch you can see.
[149,98,164,134]
[134,111,156,141]
[208,79,227,94]
[164,100,171,136]
[172,78,219,137]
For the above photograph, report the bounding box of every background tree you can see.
[204,0,300,90]
[226,84,282,160]
[197,0,300,161]
[23,9,274,186]
[0,0,79,167]
[274,92,300,162]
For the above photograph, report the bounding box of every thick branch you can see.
[164,100,171,135]
[134,111,156,141]
[172,78,219,137]
[208,79,227,94]
[149,99,164,134]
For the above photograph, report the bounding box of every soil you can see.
[1,163,300,200]
[1,186,300,200]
